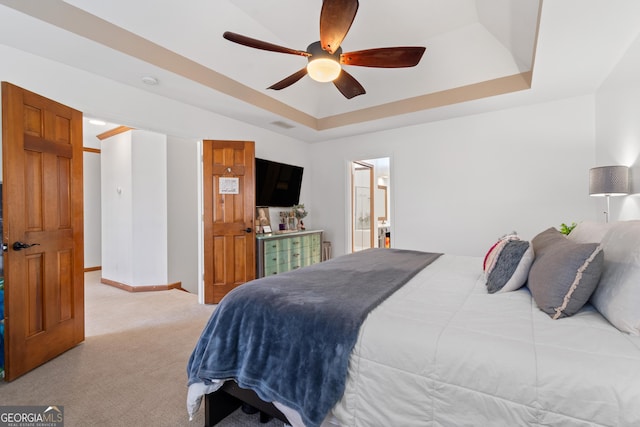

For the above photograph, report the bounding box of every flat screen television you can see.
[255,158,303,207]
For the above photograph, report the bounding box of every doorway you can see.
[350,157,391,253]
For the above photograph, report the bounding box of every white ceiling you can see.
[1,0,640,142]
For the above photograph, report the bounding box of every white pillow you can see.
[590,220,640,335]
[567,220,611,244]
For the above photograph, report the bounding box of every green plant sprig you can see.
[559,222,577,235]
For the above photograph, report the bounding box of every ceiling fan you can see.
[223,0,426,99]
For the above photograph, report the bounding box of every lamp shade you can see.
[589,165,629,196]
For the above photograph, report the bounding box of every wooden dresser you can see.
[256,230,323,277]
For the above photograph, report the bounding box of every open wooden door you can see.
[351,161,374,252]
[2,82,84,381]
[203,140,255,304]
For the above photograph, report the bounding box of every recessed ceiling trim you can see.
[528,0,544,80]
[96,125,134,140]
[0,0,317,129]
[0,0,539,135]
[317,72,534,131]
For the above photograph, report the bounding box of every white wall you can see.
[101,131,134,284]
[311,95,597,258]
[131,130,168,286]
[83,128,102,269]
[595,32,640,221]
[167,137,200,294]
[101,129,169,287]
[83,150,101,269]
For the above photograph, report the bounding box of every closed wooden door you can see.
[2,82,85,381]
[203,140,255,304]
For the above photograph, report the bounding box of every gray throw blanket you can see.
[187,248,441,427]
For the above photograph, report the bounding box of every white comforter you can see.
[329,255,640,426]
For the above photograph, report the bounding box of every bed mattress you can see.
[329,254,640,426]
[191,253,640,426]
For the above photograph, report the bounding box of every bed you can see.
[187,220,640,427]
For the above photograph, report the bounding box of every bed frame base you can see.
[204,381,290,426]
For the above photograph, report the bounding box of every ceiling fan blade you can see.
[341,47,426,68]
[268,68,309,90]
[333,69,365,99]
[223,32,310,57]
[320,0,359,55]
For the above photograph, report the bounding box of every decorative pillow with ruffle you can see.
[528,227,603,319]
[484,233,534,294]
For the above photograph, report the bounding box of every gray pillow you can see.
[485,239,534,294]
[528,228,604,319]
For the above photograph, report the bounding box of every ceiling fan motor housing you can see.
[306,41,343,82]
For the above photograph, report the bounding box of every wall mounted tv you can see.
[255,158,303,207]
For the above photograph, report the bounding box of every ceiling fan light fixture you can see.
[306,41,342,83]
[307,58,341,82]
[223,1,424,98]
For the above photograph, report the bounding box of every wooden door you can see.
[2,82,84,381]
[203,140,255,304]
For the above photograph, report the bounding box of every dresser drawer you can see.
[257,230,323,277]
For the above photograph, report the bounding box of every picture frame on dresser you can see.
[256,207,271,234]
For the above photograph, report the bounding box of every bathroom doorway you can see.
[350,157,391,253]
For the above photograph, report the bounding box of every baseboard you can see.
[84,266,102,272]
[100,277,183,292]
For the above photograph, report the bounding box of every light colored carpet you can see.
[0,271,285,427]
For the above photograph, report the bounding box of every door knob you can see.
[245,227,253,233]
[12,241,40,251]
